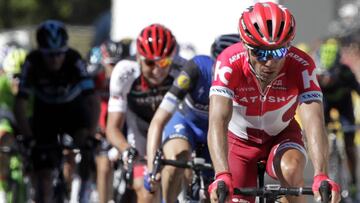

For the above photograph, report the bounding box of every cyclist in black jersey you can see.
[106,24,187,203]
[316,37,360,196]
[14,20,100,203]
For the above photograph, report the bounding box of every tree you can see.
[0,0,110,29]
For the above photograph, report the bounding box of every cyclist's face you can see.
[139,55,172,86]
[42,52,66,71]
[247,47,287,84]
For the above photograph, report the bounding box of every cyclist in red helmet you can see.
[106,23,187,202]
[207,2,340,203]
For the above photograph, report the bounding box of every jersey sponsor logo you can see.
[210,86,234,98]
[271,79,287,90]
[299,91,322,102]
[236,87,256,92]
[175,72,190,90]
[174,124,185,133]
[228,52,245,64]
[302,69,320,89]
[193,103,208,111]
[214,61,232,85]
[134,95,164,105]
[235,95,295,103]
[119,68,135,81]
[287,52,310,66]
[197,87,205,99]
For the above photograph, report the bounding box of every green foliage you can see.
[0,0,110,28]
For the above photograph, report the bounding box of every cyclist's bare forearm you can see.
[299,101,329,175]
[147,108,172,170]
[14,97,32,137]
[208,95,232,173]
[106,112,129,152]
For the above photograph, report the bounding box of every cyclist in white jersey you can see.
[106,23,187,203]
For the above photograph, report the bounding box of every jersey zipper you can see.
[250,71,285,129]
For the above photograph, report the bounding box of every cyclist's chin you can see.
[148,76,166,86]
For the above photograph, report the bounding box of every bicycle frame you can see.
[151,148,213,202]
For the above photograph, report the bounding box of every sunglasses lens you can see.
[144,60,155,66]
[157,58,171,68]
[251,47,288,62]
[143,58,171,68]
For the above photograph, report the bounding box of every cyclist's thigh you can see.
[162,111,194,157]
[228,133,263,203]
[266,121,306,179]
[32,103,62,170]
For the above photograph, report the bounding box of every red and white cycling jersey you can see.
[210,43,322,144]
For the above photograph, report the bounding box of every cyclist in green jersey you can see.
[0,47,28,203]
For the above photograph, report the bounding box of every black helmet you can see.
[100,38,135,65]
[36,20,68,51]
[211,34,240,58]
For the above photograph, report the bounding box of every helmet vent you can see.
[277,21,285,39]
[267,20,273,39]
[254,23,264,38]
[160,31,166,56]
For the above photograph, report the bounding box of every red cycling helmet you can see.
[136,24,177,60]
[238,2,296,48]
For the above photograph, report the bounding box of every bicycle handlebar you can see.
[217,180,227,203]
[319,181,331,203]
[151,149,213,181]
[216,180,332,203]
[233,185,313,196]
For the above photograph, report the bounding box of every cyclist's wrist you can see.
[215,171,232,179]
[208,171,233,195]
[314,173,328,179]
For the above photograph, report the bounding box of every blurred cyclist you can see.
[0,48,27,202]
[207,2,340,203]
[87,38,135,203]
[316,37,359,197]
[145,34,240,202]
[106,23,187,202]
[14,20,99,203]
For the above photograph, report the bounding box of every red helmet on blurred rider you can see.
[238,2,296,48]
[136,24,177,60]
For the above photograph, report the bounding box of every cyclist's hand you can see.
[108,147,120,162]
[312,173,341,203]
[208,171,233,203]
[121,147,138,169]
[143,172,161,193]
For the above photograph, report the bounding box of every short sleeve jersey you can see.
[210,43,322,144]
[160,55,213,123]
[18,48,94,104]
[108,55,187,123]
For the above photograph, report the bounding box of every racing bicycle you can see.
[151,148,214,203]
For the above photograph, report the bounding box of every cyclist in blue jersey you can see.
[14,20,100,203]
[145,34,240,202]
